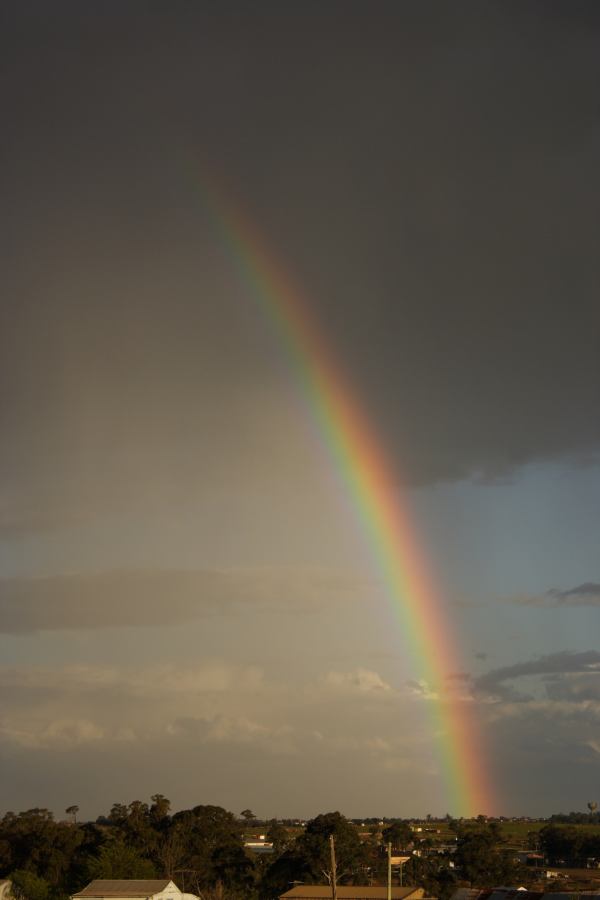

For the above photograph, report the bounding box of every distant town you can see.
[1,798,600,900]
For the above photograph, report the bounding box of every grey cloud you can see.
[514,582,600,607]
[544,673,600,703]
[167,715,296,754]
[481,694,600,812]
[0,661,271,750]
[474,650,600,700]
[0,662,265,698]
[0,567,366,633]
[547,582,600,605]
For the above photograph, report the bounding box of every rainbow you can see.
[198,179,493,817]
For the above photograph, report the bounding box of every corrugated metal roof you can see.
[73,881,175,898]
[280,887,423,900]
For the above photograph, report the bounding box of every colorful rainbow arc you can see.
[198,180,492,817]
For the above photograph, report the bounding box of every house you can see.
[279,887,427,900]
[72,881,198,900]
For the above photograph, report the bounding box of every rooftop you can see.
[280,888,424,900]
[73,881,176,898]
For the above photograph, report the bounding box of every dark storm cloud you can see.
[0,567,363,633]
[1,1,600,535]
[475,650,600,700]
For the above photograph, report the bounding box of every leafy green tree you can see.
[9,871,50,900]
[86,836,157,879]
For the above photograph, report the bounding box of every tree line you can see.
[0,798,542,900]
[538,824,600,866]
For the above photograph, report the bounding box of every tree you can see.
[212,843,256,895]
[410,855,457,900]
[108,804,128,826]
[9,871,50,900]
[294,812,368,884]
[0,808,83,891]
[170,805,249,895]
[240,810,256,825]
[488,820,502,843]
[150,795,171,825]
[156,828,186,879]
[86,836,157,879]
[266,821,291,856]
[454,828,520,887]
[381,822,412,851]
[66,806,80,825]
[259,847,309,900]
[122,801,156,857]
[65,823,105,896]
[260,813,367,900]
[538,824,595,866]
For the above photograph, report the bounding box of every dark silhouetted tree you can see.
[381,822,412,850]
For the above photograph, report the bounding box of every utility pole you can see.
[387,842,392,900]
[329,835,338,900]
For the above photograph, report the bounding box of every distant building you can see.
[244,839,275,854]
[450,888,600,900]
[72,881,199,900]
[280,887,427,900]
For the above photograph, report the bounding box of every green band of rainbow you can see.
[197,178,493,817]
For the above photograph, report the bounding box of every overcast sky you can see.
[1,1,600,819]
